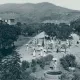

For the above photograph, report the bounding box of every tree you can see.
[31,59,37,67]
[72,72,80,80]
[42,23,57,37]
[31,59,37,72]
[21,61,30,71]
[0,51,22,80]
[57,23,72,40]
[42,23,72,40]
[70,19,80,39]
[16,22,22,26]
[60,54,77,70]
[37,57,45,69]
[21,68,32,80]
[0,24,21,49]
[61,72,74,80]
[22,23,41,36]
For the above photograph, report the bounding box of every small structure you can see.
[44,58,62,80]
[7,19,15,25]
[0,17,16,25]
[44,70,62,80]
[34,31,48,39]
[34,31,48,46]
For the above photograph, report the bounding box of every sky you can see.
[0,0,80,10]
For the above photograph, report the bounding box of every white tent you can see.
[52,58,57,61]
[34,31,48,39]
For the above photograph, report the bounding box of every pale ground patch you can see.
[16,33,80,78]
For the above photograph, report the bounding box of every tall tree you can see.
[0,24,21,49]
[0,51,22,80]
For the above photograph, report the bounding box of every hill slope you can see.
[0,2,80,23]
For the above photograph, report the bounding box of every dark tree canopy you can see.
[0,24,21,49]
[42,23,72,40]
[70,19,80,36]
[0,51,22,80]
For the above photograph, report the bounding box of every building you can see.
[5,19,15,25]
[0,17,16,25]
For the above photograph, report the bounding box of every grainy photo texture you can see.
[0,0,80,80]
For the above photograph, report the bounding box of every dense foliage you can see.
[0,51,22,80]
[37,54,53,69]
[61,72,74,80]
[21,61,30,71]
[21,23,74,40]
[42,23,72,40]
[70,19,80,37]
[0,24,21,49]
[60,54,77,70]
[21,23,41,36]
[0,16,80,80]
[0,24,21,57]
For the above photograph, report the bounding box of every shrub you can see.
[31,66,37,72]
[60,54,77,70]
[72,71,80,80]
[37,54,53,69]
[31,59,37,72]
[61,72,74,80]
[37,57,45,69]
[21,61,30,71]
[40,61,45,69]
[31,59,37,67]
[44,54,53,61]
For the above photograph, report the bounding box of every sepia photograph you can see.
[0,0,80,80]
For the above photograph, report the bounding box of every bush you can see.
[22,68,37,80]
[60,54,77,70]
[40,61,45,69]
[37,54,53,69]
[37,57,45,69]
[21,61,30,71]
[31,66,36,72]
[0,51,22,80]
[31,59,37,67]
[31,59,37,72]
[44,54,53,62]
[72,72,80,80]
[61,72,74,80]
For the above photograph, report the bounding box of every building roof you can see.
[34,31,48,39]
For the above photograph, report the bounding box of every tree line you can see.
[20,19,80,40]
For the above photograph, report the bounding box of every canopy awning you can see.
[34,31,48,39]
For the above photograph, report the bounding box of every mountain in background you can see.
[0,2,80,23]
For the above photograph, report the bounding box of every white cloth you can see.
[40,50,43,56]
[33,50,36,57]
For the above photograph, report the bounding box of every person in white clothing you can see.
[33,49,36,57]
